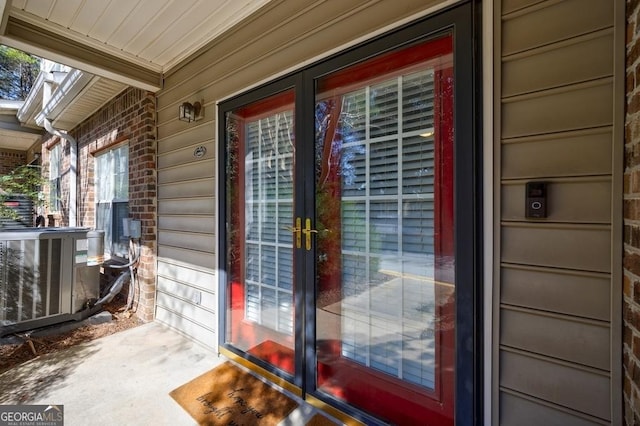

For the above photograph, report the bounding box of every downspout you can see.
[42,76,77,227]
[43,120,77,227]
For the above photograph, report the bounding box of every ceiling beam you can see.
[1,16,162,92]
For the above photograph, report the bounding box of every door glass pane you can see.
[225,90,296,375]
[315,34,454,424]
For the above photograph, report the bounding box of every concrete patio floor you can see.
[0,321,333,425]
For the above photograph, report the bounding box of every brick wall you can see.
[0,149,27,175]
[626,1,640,424]
[41,87,157,321]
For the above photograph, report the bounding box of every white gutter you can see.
[35,69,93,127]
[17,71,46,123]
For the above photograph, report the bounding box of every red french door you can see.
[222,27,461,425]
[313,34,455,424]
[225,90,297,375]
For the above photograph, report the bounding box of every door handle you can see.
[302,218,318,251]
[282,217,302,249]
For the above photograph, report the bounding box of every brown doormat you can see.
[170,361,298,425]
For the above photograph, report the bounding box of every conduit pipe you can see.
[95,239,140,308]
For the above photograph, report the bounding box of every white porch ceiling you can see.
[0,127,40,150]
[0,0,273,151]
[0,0,274,91]
[0,100,41,151]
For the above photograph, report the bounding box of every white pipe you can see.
[43,118,77,227]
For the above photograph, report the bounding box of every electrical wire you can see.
[100,237,140,311]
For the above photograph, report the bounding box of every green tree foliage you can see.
[0,46,40,100]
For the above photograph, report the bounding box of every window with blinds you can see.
[95,144,129,258]
[244,111,295,335]
[334,68,438,389]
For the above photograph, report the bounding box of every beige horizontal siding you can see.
[158,180,214,200]
[157,198,215,216]
[502,79,613,139]
[157,160,215,185]
[500,391,608,426]
[501,266,610,321]
[156,291,215,324]
[157,142,215,170]
[158,230,216,253]
[496,0,617,423]
[158,245,216,270]
[155,306,217,350]
[157,260,216,288]
[157,124,214,155]
[501,224,611,273]
[502,29,613,97]
[501,178,611,223]
[502,0,613,56]
[501,308,610,370]
[155,257,217,350]
[158,215,216,234]
[157,277,217,307]
[502,128,612,179]
[501,0,546,15]
[500,349,610,421]
[158,115,215,142]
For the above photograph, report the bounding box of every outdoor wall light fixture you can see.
[179,100,204,122]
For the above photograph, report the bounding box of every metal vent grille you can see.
[0,196,34,229]
[0,237,64,324]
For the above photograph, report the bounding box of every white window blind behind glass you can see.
[338,68,437,389]
[244,111,295,335]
